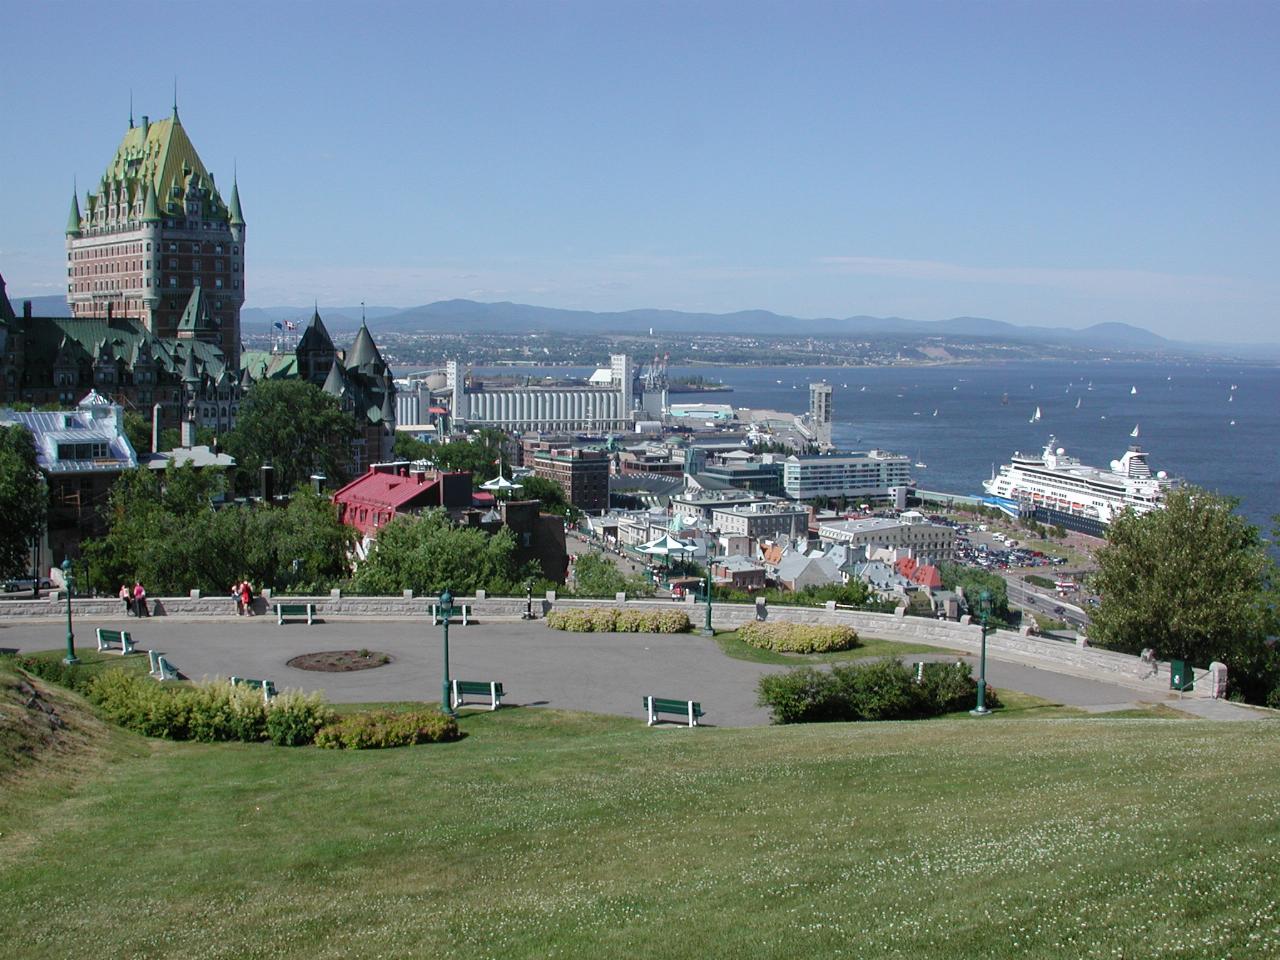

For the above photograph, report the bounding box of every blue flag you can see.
[273,321,284,330]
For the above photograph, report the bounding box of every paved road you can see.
[0,616,1266,725]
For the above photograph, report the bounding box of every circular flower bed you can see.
[287,650,393,672]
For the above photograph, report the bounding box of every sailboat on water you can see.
[1075,397,1082,409]
[1030,406,1042,424]
[1131,386,1138,395]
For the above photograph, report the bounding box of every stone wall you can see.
[0,591,1193,698]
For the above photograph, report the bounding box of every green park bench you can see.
[451,679,504,711]
[431,603,471,626]
[275,602,316,625]
[644,695,704,728]
[148,650,179,682]
[231,676,278,702]
[96,628,136,654]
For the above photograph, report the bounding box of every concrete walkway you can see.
[1,616,1267,725]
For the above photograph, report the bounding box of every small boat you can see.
[1075,397,1082,409]
[932,409,938,417]
[1131,424,1140,439]
[1131,386,1138,395]
[1231,384,1239,391]
[859,386,866,392]
[775,379,783,384]
[1228,394,1234,403]
[1229,419,1236,426]
[1000,392,1009,406]
[1030,406,1042,424]
[1087,382,1094,391]
[914,461,927,469]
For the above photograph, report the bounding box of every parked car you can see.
[3,577,52,592]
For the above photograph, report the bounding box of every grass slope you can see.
[1,679,1276,959]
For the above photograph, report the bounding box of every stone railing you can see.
[0,590,1198,698]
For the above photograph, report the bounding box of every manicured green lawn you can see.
[2,661,1276,960]
[714,628,951,665]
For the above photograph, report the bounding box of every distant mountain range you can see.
[11,293,1275,359]
[248,298,1177,350]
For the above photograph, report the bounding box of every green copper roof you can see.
[177,285,215,333]
[142,182,161,222]
[345,322,385,375]
[88,113,228,222]
[297,309,334,354]
[228,180,244,226]
[322,359,346,397]
[66,193,82,236]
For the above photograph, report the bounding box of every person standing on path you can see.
[232,581,244,615]
[240,580,254,616]
[119,584,133,616]
[133,580,149,617]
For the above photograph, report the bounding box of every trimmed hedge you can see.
[757,660,1000,724]
[545,607,690,633]
[314,709,459,749]
[738,621,859,654]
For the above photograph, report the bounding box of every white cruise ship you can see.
[982,435,1178,535]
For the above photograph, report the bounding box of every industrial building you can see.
[448,355,636,432]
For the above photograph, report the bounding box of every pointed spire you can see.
[182,347,199,384]
[322,360,346,398]
[346,321,384,374]
[66,189,83,236]
[142,182,161,222]
[228,176,244,226]
[172,77,179,119]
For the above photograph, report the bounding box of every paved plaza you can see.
[5,613,1257,725]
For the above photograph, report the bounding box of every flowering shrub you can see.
[545,607,690,633]
[314,709,459,749]
[738,621,859,653]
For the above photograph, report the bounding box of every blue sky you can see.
[2,1,1277,341]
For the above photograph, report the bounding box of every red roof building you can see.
[894,555,943,590]
[332,463,473,537]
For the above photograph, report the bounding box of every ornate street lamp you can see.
[970,589,992,716]
[61,556,78,665]
[438,588,456,717]
[701,565,714,637]
[522,578,535,620]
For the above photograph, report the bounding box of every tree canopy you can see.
[569,552,654,598]
[82,464,352,595]
[938,562,1011,623]
[0,425,46,578]
[350,509,535,596]
[223,380,358,493]
[1088,487,1278,703]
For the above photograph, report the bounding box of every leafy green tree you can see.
[350,509,533,595]
[393,433,434,462]
[123,411,152,455]
[82,464,352,595]
[223,380,358,493]
[938,562,1011,623]
[517,475,576,518]
[1089,487,1278,703]
[0,425,46,578]
[569,552,654,598]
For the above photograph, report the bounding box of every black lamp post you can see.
[61,556,78,665]
[970,589,992,716]
[439,589,456,717]
[522,579,535,620]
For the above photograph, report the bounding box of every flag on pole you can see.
[285,320,298,331]
[273,321,284,330]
